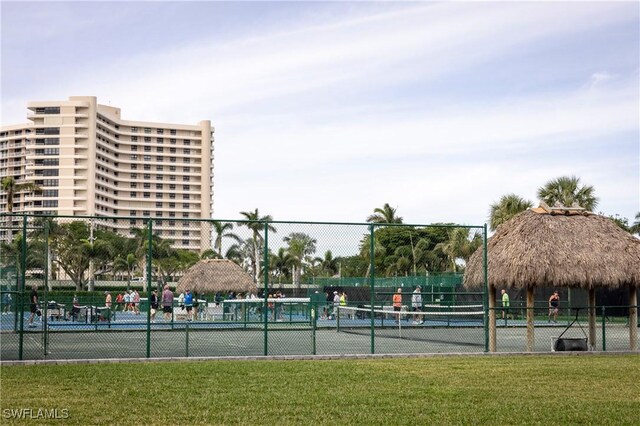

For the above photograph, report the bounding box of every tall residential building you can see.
[1,96,213,251]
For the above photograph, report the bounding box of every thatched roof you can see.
[464,208,640,289]
[176,259,256,294]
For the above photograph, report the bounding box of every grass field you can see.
[1,354,639,425]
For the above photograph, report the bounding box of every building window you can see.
[130,192,137,197]
[144,164,151,170]
[144,146,151,152]
[144,192,150,198]
[170,129,177,135]
[156,202,162,208]
[157,129,164,135]
[131,136,138,141]
[144,155,151,161]
[183,167,191,172]
[144,128,152,134]
[130,183,137,188]
[183,194,190,200]
[131,127,139,133]
[144,174,151,180]
[131,164,138,170]
[156,193,163,199]
[131,173,138,179]
[130,154,138,160]
[183,203,189,209]
[169,193,175,199]
[35,107,60,114]
[143,183,150,189]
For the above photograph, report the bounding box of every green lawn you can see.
[1,355,639,425]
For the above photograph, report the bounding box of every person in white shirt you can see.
[411,286,423,324]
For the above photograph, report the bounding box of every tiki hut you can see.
[464,203,640,352]
[176,259,256,295]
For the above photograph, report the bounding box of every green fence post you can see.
[369,223,375,355]
[483,223,489,353]
[146,220,153,358]
[43,219,49,357]
[312,301,317,355]
[185,320,190,358]
[263,221,269,356]
[18,214,27,360]
[601,306,606,352]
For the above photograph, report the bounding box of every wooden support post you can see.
[588,287,596,351]
[489,284,496,352]
[630,285,638,351]
[526,286,534,352]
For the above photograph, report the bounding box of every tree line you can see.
[2,175,638,291]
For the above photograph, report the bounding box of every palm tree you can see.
[630,212,640,236]
[435,228,481,273]
[1,177,41,213]
[367,203,403,224]
[537,176,598,211]
[212,221,242,258]
[200,248,218,259]
[489,194,533,231]
[270,248,292,285]
[321,250,339,277]
[239,209,276,284]
[114,253,138,291]
[283,232,317,289]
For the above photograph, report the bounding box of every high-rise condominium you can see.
[0,96,213,251]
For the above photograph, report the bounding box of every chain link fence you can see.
[1,214,637,360]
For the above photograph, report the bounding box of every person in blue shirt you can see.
[184,289,194,321]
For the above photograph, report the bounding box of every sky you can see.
[1,1,639,230]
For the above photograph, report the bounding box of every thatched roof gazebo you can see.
[464,204,640,352]
[176,259,256,295]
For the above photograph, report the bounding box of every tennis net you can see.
[335,305,486,347]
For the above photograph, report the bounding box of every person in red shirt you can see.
[392,288,403,323]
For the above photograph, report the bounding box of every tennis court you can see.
[2,306,636,361]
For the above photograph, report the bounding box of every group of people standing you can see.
[500,289,560,322]
[114,290,141,314]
